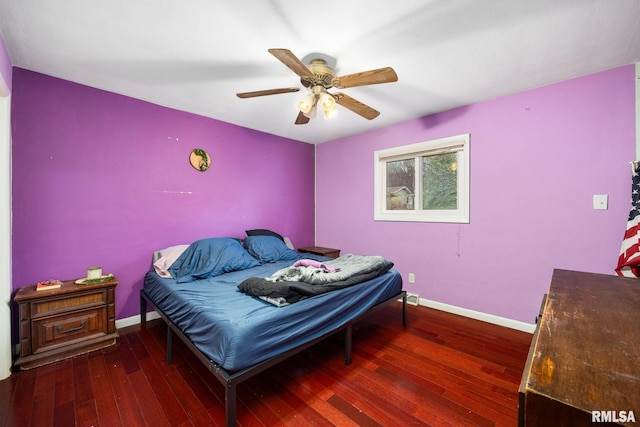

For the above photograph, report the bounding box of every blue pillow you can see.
[168,238,260,283]
[244,235,300,263]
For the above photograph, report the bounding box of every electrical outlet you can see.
[408,273,415,283]
[406,292,419,306]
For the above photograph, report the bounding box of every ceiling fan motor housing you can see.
[302,59,336,88]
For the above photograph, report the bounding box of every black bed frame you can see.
[140,289,407,427]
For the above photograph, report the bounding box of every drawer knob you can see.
[56,320,86,334]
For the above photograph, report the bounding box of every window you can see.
[374,133,469,223]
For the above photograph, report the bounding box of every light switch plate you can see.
[593,194,608,210]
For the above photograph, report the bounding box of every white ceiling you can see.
[1,0,639,144]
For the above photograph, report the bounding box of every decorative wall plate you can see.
[190,148,211,171]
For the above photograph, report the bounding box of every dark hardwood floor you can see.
[0,303,532,426]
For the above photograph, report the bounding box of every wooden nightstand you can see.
[13,277,118,370]
[297,246,341,259]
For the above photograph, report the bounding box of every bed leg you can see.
[166,327,173,365]
[402,292,407,326]
[140,291,147,323]
[344,325,353,366]
[226,381,237,427]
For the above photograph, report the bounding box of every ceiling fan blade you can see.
[295,111,310,125]
[332,67,398,89]
[236,87,299,98]
[333,93,380,120]
[268,49,315,82]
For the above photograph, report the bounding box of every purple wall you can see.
[316,65,636,324]
[11,68,316,319]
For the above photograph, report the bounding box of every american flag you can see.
[616,163,640,277]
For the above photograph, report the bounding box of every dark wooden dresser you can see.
[13,277,118,370]
[519,269,640,426]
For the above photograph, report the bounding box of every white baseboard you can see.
[115,310,160,329]
[115,300,536,335]
[418,297,536,333]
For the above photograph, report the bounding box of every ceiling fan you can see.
[236,49,398,125]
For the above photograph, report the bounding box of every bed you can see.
[140,236,406,426]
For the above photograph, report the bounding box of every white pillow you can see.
[283,236,294,250]
[153,244,189,278]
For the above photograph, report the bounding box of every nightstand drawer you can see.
[31,291,107,317]
[33,307,106,354]
[298,246,341,259]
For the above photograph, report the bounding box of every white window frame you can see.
[374,133,470,223]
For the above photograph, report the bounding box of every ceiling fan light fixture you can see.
[323,106,338,120]
[303,102,317,119]
[319,91,336,110]
[297,94,315,114]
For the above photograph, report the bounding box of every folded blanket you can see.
[238,254,394,305]
[267,254,386,284]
